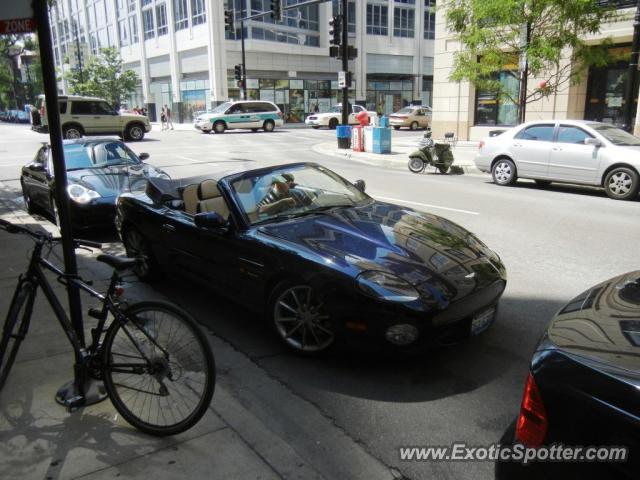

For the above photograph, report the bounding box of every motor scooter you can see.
[408,131,455,174]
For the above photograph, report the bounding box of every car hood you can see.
[120,114,149,123]
[542,270,640,381]
[67,164,166,198]
[257,201,506,304]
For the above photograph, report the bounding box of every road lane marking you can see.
[372,195,480,215]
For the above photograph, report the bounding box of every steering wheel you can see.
[289,187,316,207]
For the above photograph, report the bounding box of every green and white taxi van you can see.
[194,100,284,134]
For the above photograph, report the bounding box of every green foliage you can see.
[65,48,139,108]
[444,0,619,105]
[0,35,40,110]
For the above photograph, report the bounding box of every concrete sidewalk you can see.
[311,135,481,173]
[0,185,399,480]
[151,122,309,131]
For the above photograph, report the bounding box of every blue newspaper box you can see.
[372,127,391,154]
[379,116,390,128]
[336,125,352,149]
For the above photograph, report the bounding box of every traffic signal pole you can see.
[340,0,349,126]
[241,0,247,100]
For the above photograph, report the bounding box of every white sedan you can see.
[475,120,640,200]
[305,104,377,129]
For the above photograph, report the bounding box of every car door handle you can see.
[162,223,175,232]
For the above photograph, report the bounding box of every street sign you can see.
[338,70,347,88]
[0,1,35,34]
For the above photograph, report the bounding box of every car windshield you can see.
[230,164,371,225]
[591,124,640,146]
[211,102,231,114]
[65,141,140,170]
[330,106,342,113]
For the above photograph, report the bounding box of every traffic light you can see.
[329,15,342,47]
[234,64,243,81]
[224,9,234,33]
[270,0,283,22]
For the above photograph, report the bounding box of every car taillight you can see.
[479,140,485,150]
[515,372,548,447]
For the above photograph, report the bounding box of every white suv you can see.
[33,95,152,141]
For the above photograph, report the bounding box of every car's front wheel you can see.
[125,123,145,141]
[213,121,226,134]
[328,118,338,130]
[269,281,335,355]
[21,181,34,214]
[604,167,639,200]
[492,158,518,186]
[263,120,275,132]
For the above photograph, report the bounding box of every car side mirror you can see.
[31,163,45,171]
[138,152,150,161]
[354,179,366,192]
[195,212,229,230]
[584,137,602,147]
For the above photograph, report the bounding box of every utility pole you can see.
[622,0,640,133]
[340,0,349,126]
[517,22,529,124]
[240,0,247,100]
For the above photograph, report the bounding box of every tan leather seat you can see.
[182,184,199,215]
[197,179,230,219]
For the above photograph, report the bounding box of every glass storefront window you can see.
[366,77,416,114]
[474,71,519,126]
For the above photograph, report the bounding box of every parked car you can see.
[389,105,432,130]
[496,271,640,479]
[116,162,506,355]
[193,100,283,134]
[21,138,169,229]
[32,94,152,141]
[305,104,378,129]
[475,120,640,200]
[15,111,30,123]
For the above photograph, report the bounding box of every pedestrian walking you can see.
[160,107,167,130]
[162,105,174,130]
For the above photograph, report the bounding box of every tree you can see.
[0,34,40,110]
[445,0,619,120]
[65,48,139,108]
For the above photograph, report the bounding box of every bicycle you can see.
[0,219,215,436]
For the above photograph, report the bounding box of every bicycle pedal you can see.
[88,307,103,319]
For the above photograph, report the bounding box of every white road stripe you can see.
[176,155,218,165]
[372,194,480,216]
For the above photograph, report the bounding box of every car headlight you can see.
[67,184,101,204]
[356,271,420,302]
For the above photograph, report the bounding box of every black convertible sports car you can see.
[20,138,169,229]
[116,162,507,353]
[496,271,640,479]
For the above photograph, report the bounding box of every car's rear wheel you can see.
[328,118,338,130]
[410,121,419,131]
[63,125,83,139]
[604,167,639,200]
[393,126,400,130]
[263,120,275,132]
[213,121,226,134]
[122,227,158,281]
[21,181,34,214]
[492,158,517,186]
[269,281,335,355]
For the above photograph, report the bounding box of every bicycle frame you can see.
[20,239,123,360]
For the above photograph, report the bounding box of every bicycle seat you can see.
[96,254,138,271]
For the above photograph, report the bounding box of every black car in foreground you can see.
[116,162,506,354]
[20,138,168,229]
[496,271,640,479]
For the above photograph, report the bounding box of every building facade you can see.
[49,0,437,123]
[431,1,640,141]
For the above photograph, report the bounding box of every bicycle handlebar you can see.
[0,219,102,250]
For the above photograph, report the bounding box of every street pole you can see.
[34,0,100,408]
[340,0,349,126]
[240,0,247,100]
[517,22,529,125]
[622,0,640,133]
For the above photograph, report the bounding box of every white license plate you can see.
[471,307,496,335]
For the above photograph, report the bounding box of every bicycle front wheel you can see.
[102,301,215,436]
[0,282,36,391]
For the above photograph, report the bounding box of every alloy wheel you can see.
[273,285,334,353]
[124,229,152,279]
[608,171,633,196]
[129,126,143,140]
[493,161,515,185]
[65,128,81,139]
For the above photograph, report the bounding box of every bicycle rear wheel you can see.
[102,301,215,436]
[0,282,35,391]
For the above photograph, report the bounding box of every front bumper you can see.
[323,279,506,352]
[68,196,118,230]
[389,119,410,127]
[305,118,325,127]
[194,122,211,131]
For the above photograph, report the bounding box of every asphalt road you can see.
[1,122,639,480]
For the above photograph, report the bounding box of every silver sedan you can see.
[474,120,640,200]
